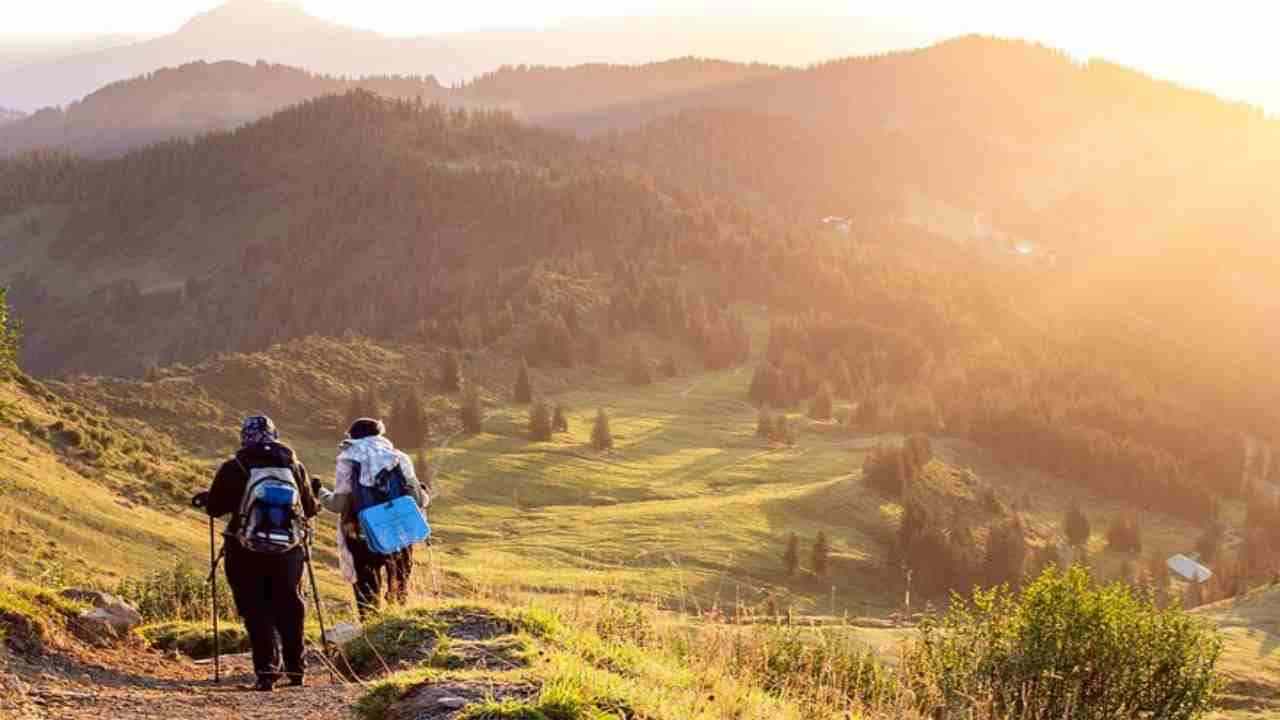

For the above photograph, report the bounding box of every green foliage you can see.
[1106,515,1143,554]
[590,409,613,451]
[808,382,833,421]
[0,287,18,374]
[783,532,799,577]
[811,531,830,578]
[441,352,464,393]
[460,386,484,434]
[530,401,553,442]
[116,561,234,622]
[515,360,533,404]
[1065,501,1091,547]
[625,347,652,386]
[137,621,250,659]
[906,566,1221,720]
[984,515,1028,587]
[341,608,446,675]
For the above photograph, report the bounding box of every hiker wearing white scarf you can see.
[316,418,427,616]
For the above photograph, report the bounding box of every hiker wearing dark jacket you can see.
[194,416,317,691]
[315,418,427,618]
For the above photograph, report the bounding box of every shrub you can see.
[0,287,20,374]
[906,565,1221,720]
[529,401,553,441]
[137,621,250,659]
[116,561,234,622]
[591,409,613,451]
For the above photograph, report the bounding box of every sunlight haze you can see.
[3,0,1278,111]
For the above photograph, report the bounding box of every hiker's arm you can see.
[295,461,318,518]
[205,460,243,518]
[401,456,429,508]
[317,459,353,514]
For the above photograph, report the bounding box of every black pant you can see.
[225,544,306,681]
[386,546,414,605]
[349,537,386,620]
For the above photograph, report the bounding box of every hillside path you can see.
[8,643,358,720]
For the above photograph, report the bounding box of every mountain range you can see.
[0,0,930,113]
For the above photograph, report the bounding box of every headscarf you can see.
[240,415,279,447]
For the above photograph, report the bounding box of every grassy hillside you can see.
[57,333,1228,617]
[0,370,352,597]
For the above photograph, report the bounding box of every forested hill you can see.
[0,90,753,380]
[0,62,456,158]
[0,57,784,159]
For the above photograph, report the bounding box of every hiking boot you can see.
[253,677,276,692]
[284,674,304,688]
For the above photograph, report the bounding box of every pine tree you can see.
[591,409,613,451]
[659,354,679,378]
[441,351,463,393]
[1065,502,1091,548]
[415,448,436,496]
[345,387,364,428]
[809,382,833,421]
[812,531,831,578]
[514,359,533,404]
[984,516,1028,587]
[529,400,553,441]
[552,404,569,433]
[460,386,483,434]
[626,346,653,386]
[756,409,774,440]
[783,532,800,577]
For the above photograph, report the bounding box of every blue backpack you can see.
[349,462,430,555]
[235,462,305,554]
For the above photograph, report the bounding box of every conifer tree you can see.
[756,409,774,439]
[0,287,18,373]
[809,382,834,421]
[660,354,679,378]
[984,516,1028,587]
[591,409,614,451]
[1065,502,1091,548]
[345,387,364,427]
[552,404,569,433]
[441,351,463,393]
[783,532,800,577]
[812,531,831,578]
[529,400,553,441]
[514,359,533,404]
[460,386,483,434]
[415,448,436,496]
[626,346,653,386]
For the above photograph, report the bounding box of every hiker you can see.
[192,416,318,691]
[316,418,428,618]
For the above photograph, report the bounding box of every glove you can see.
[191,491,210,509]
[311,477,323,497]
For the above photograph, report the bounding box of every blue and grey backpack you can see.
[235,460,305,554]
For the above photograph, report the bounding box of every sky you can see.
[3,0,1278,110]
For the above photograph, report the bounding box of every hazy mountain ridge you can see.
[0,107,24,126]
[0,0,927,113]
[0,57,784,158]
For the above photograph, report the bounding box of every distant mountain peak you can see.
[179,0,330,34]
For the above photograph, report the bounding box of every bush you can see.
[116,561,234,622]
[906,565,1221,720]
[0,287,20,374]
[137,621,250,659]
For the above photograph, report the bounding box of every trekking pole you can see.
[209,515,221,684]
[304,527,337,682]
[192,493,222,684]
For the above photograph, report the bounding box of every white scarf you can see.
[333,435,408,583]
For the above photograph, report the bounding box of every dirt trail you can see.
[6,643,358,720]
